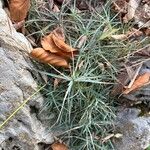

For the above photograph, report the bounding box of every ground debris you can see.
[112,45,150,100]
[30,27,77,68]
[112,0,150,31]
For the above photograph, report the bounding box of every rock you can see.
[0,1,53,149]
[113,108,150,150]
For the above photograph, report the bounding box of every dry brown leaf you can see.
[41,35,75,59]
[51,142,69,150]
[41,34,61,53]
[41,27,77,58]
[9,0,30,22]
[52,34,77,53]
[123,72,150,94]
[30,48,69,68]
[33,27,77,68]
[53,27,65,41]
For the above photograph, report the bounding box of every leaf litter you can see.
[112,46,150,96]
[30,27,77,68]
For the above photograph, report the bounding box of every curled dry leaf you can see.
[123,72,150,94]
[41,36,76,59]
[32,27,77,68]
[30,48,69,68]
[51,142,69,150]
[41,34,60,53]
[53,27,65,41]
[9,0,30,22]
[41,27,77,59]
[52,34,77,53]
[41,27,65,52]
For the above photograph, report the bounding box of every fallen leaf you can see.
[123,0,140,23]
[52,34,77,53]
[32,27,77,68]
[41,34,76,59]
[123,72,150,94]
[9,0,30,22]
[126,64,142,89]
[41,33,61,53]
[30,48,69,68]
[41,27,77,59]
[53,27,65,41]
[51,142,69,150]
[135,45,150,57]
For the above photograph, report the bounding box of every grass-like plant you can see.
[26,0,149,149]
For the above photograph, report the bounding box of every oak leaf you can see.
[30,48,69,68]
[9,0,30,22]
[123,72,150,94]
